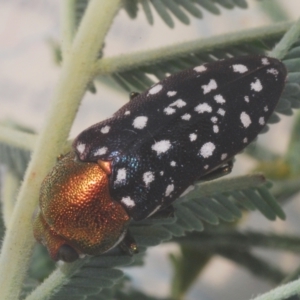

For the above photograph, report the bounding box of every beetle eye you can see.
[57,244,79,262]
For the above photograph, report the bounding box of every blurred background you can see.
[1,1,300,299]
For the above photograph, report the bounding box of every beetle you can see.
[33,55,287,262]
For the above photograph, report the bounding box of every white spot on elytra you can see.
[240,112,251,128]
[213,125,219,133]
[217,108,225,116]
[221,153,228,160]
[180,185,195,197]
[121,196,135,208]
[243,137,248,143]
[262,58,270,65]
[164,99,186,115]
[181,113,191,121]
[264,106,268,112]
[202,79,217,94]
[143,171,155,186]
[259,117,265,125]
[167,91,177,97]
[152,140,171,155]
[124,110,130,115]
[165,184,174,197]
[164,107,176,115]
[160,171,164,176]
[244,96,250,103]
[267,68,279,76]
[214,94,226,104]
[77,143,85,154]
[115,168,127,185]
[94,147,108,156]
[148,84,163,95]
[194,65,207,72]
[251,78,263,92]
[211,116,218,123]
[170,99,186,108]
[204,165,209,169]
[189,133,197,141]
[133,116,148,129]
[200,142,216,158]
[170,161,176,167]
[101,126,110,134]
[195,103,212,114]
[232,64,248,73]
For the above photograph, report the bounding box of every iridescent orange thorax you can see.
[33,151,130,262]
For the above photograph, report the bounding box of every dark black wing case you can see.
[74,55,287,220]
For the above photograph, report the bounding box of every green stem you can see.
[60,0,77,58]
[1,169,20,228]
[0,125,36,151]
[0,125,73,153]
[0,1,121,299]
[25,260,86,300]
[250,278,300,300]
[271,17,300,59]
[93,21,292,76]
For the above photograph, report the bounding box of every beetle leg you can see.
[57,244,79,263]
[200,160,234,181]
[119,230,139,255]
[129,92,140,101]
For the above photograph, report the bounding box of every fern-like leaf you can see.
[73,0,248,32]
[123,0,248,27]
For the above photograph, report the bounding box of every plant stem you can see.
[93,21,292,76]
[271,17,300,59]
[250,277,300,300]
[0,125,73,153]
[0,1,121,299]
[60,0,77,58]
[1,170,20,228]
[25,260,86,300]
[0,125,36,151]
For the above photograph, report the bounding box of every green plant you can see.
[1,1,300,299]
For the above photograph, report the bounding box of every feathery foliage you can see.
[1,2,300,300]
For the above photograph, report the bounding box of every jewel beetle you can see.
[33,55,287,262]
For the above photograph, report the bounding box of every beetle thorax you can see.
[33,151,130,261]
